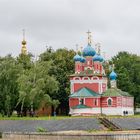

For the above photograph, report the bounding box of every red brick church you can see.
[69,32,134,116]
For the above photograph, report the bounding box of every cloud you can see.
[0,0,140,58]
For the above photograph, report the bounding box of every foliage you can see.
[111,51,140,106]
[36,126,47,132]
[0,49,139,116]
[0,55,22,116]
[39,47,75,115]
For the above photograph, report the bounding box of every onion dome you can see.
[93,54,104,62]
[83,44,96,57]
[109,71,117,80]
[80,56,86,63]
[73,54,81,62]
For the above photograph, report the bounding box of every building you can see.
[69,32,134,116]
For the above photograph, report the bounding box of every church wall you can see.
[73,83,99,93]
[70,108,101,115]
[69,98,79,107]
[101,97,117,107]
[122,97,134,107]
[85,98,101,107]
[102,107,134,116]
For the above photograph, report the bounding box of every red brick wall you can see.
[69,98,79,107]
[101,97,117,107]
[74,83,99,93]
[85,98,101,107]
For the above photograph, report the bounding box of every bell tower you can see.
[21,29,27,55]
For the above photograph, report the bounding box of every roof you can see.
[69,87,100,98]
[72,104,91,109]
[102,88,132,97]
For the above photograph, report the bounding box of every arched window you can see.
[108,98,112,106]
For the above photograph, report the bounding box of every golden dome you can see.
[22,40,26,45]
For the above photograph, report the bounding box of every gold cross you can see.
[76,44,78,53]
[87,30,92,45]
[22,29,25,40]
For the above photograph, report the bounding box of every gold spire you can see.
[87,30,92,45]
[21,29,27,55]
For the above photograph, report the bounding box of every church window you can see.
[94,99,98,106]
[80,99,84,105]
[108,98,112,106]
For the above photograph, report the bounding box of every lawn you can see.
[0,114,140,120]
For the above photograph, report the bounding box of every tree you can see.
[17,56,59,116]
[111,51,140,107]
[51,99,60,116]
[40,48,75,115]
[0,55,22,116]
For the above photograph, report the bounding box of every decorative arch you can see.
[91,76,99,80]
[82,77,90,80]
[107,97,113,106]
[73,77,81,80]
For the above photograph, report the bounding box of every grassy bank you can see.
[0,114,140,120]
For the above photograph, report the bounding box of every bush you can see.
[36,127,47,132]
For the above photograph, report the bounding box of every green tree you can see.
[111,51,140,107]
[0,55,22,116]
[17,57,59,116]
[51,99,60,116]
[40,47,75,115]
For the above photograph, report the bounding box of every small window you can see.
[80,99,84,105]
[108,99,112,106]
[94,99,97,106]
[97,65,98,69]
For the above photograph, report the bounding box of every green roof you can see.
[69,87,100,98]
[102,88,132,97]
[72,104,91,109]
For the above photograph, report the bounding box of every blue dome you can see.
[80,56,86,63]
[73,54,81,62]
[109,71,117,80]
[83,44,96,57]
[93,54,104,62]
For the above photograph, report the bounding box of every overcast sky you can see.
[0,0,140,59]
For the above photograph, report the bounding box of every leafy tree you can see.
[0,55,22,116]
[51,99,60,116]
[17,57,59,116]
[40,47,75,115]
[111,51,140,107]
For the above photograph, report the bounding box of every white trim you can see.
[82,77,90,80]
[107,97,113,106]
[91,76,99,80]
[69,108,101,115]
[71,79,105,83]
[73,77,81,80]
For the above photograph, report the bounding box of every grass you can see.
[0,114,140,120]
[36,127,47,132]
[0,115,97,120]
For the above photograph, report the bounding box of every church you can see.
[69,32,134,116]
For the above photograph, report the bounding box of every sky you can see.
[0,0,140,59]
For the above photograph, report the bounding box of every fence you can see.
[2,132,140,140]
